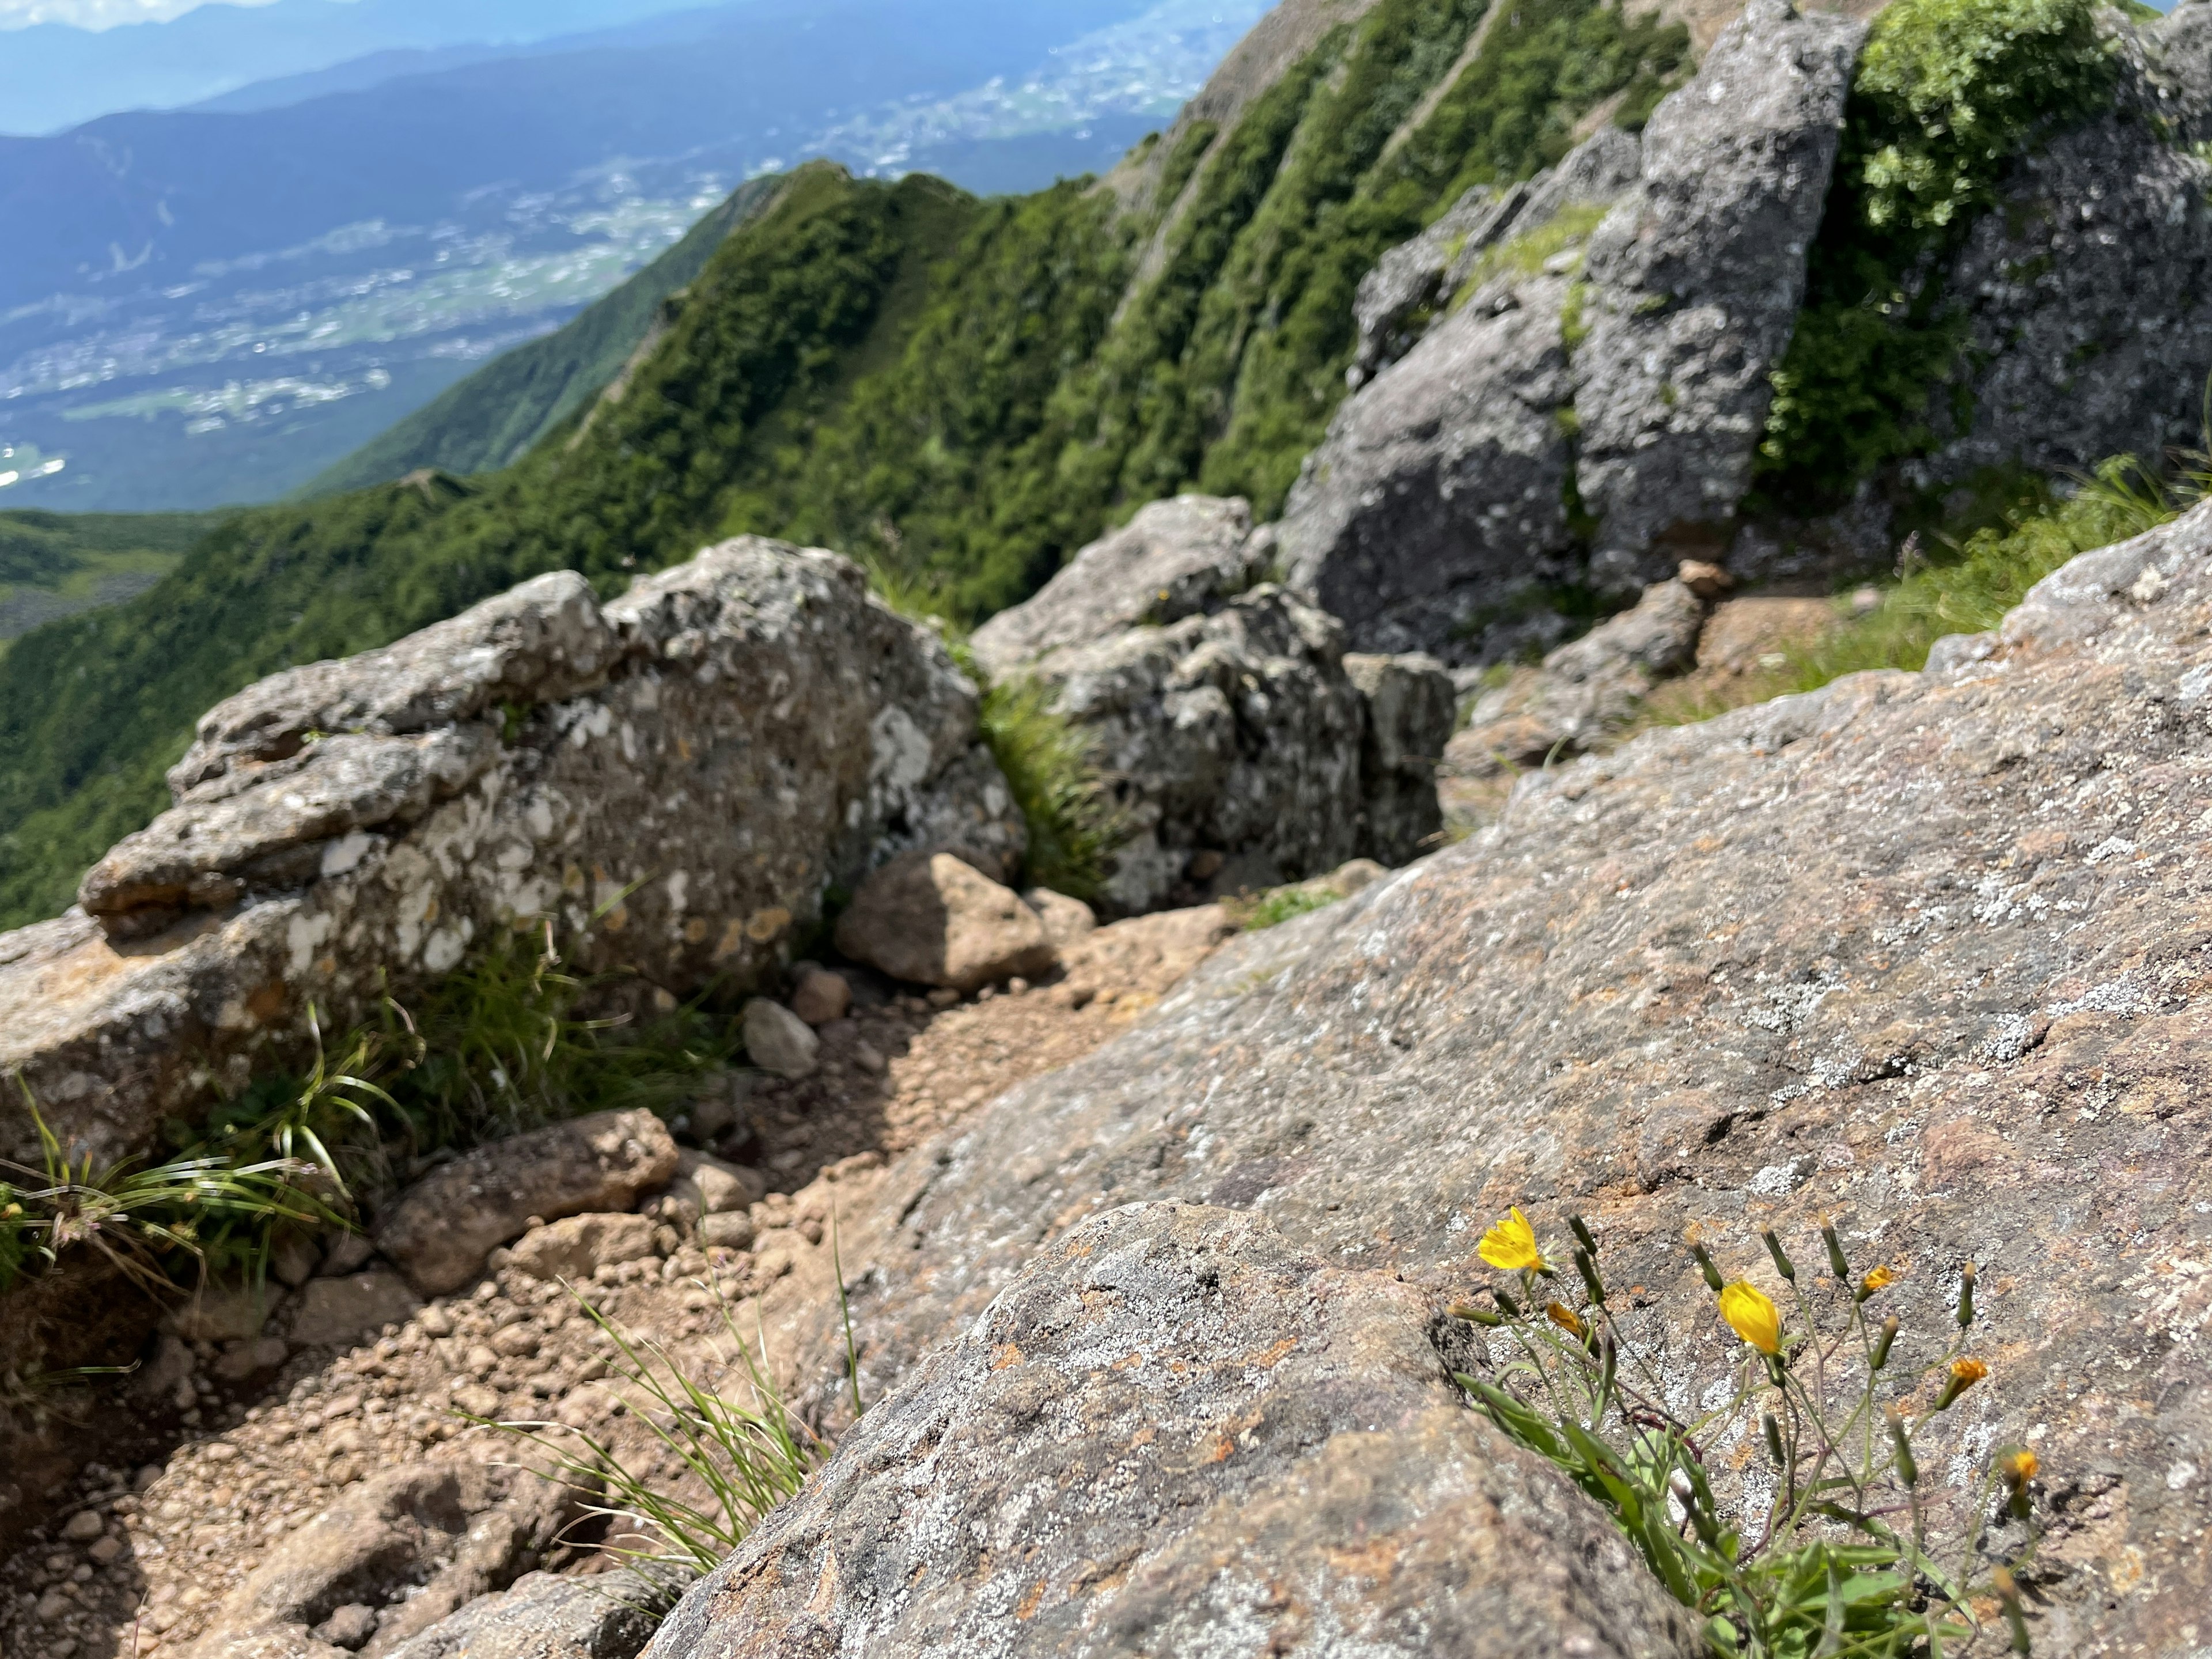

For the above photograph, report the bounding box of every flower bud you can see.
[1959,1260,1978,1329]
[1688,1237,1724,1293]
[1762,1411,1786,1467]
[1546,1301,1587,1342]
[1491,1285,1521,1319]
[1870,1312,1899,1370]
[1886,1406,1918,1487]
[1568,1214,1600,1257]
[1446,1301,1503,1328]
[1936,1356,1987,1410]
[1993,1565,2029,1654]
[1762,1228,1797,1282]
[1574,1247,1607,1308]
[1822,1222,1850,1282]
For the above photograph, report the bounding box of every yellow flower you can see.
[1858,1264,1896,1300]
[1936,1356,1988,1410]
[1999,1447,2037,1489]
[1546,1301,1586,1340]
[1478,1206,1546,1273]
[1719,1281,1782,1355]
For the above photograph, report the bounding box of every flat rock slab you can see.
[645,1203,1702,1659]
[384,1568,680,1659]
[376,1109,677,1296]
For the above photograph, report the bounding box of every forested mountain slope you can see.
[0,0,1692,929]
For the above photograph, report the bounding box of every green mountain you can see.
[0,0,1691,930]
[0,510,217,658]
[304,179,784,497]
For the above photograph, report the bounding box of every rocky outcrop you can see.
[1017,585,1450,913]
[645,1203,1705,1659]
[1927,15,2212,491]
[967,494,1270,677]
[0,539,1022,1169]
[385,1568,676,1659]
[724,497,2212,1657]
[1280,0,1862,655]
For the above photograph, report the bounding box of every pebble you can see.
[59,1513,104,1543]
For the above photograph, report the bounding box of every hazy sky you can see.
[0,0,276,26]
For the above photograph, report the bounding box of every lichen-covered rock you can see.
[0,538,1021,1172]
[1024,586,1401,914]
[967,495,1268,677]
[1572,0,1862,589]
[375,1109,677,1296]
[644,1203,1705,1659]
[833,851,1060,992]
[1283,0,1860,653]
[752,497,2212,1657]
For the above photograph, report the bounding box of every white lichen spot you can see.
[870,706,933,800]
[424,927,467,974]
[319,832,377,878]
[667,871,691,914]
[286,910,336,979]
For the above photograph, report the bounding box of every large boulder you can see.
[752,497,2212,1657]
[645,1203,1705,1659]
[0,539,1022,1171]
[1279,0,1862,654]
[967,495,1270,677]
[1018,586,1450,913]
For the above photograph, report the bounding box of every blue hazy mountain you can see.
[0,0,1249,513]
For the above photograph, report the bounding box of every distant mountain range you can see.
[0,0,1261,514]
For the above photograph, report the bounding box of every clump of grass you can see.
[1785,456,2184,688]
[1234,883,1346,931]
[976,675,1124,904]
[1456,1207,2043,1657]
[488,1282,824,1576]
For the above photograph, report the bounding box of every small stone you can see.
[290,1271,421,1349]
[212,1336,289,1381]
[270,1232,320,1289]
[852,1042,885,1075]
[465,1345,499,1378]
[755,1249,794,1282]
[835,851,1060,992]
[743,998,820,1079]
[35,1589,69,1622]
[313,1603,380,1649]
[927,987,961,1009]
[789,968,853,1026]
[419,1306,454,1338]
[700,1212,758,1251]
[60,1510,105,1542]
[490,1325,540,1359]
[87,1536,124,1566]
[319,1232,376,1278]
[451,1383,503,1420]
[505,1213,658,1282]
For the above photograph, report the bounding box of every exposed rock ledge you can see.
[680,498,2212,1657]
[0,539,1021,1171]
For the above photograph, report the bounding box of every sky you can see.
[0,0,279,25]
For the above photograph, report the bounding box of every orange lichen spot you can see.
[1016,1580,1047,1620]
[990,1343,1024,1372]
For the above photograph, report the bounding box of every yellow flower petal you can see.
[1546,1301,1586,1340]
[1478,1206,1546,1273]
[1719,1281,1782,1355]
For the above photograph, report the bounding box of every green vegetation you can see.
[1757,0,2120,508]
[0,509,217,657]
[1456,1207,2043,1657]
[0,0,1693,929]
[307,181,783,497]
[974,674,1124,904]
[1237,882,1346,930]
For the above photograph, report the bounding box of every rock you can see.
[165,1280,281,1345]
[270,1232,321,1290]
[287,1271,421,1350]
[741,998,819,1080]
[311,1605,379,1650]
[59,1509,104,1543]
[833,851,1059,992]
[1342,651,1455,863]
[698,1212,757,1252]
[1282,2,1861,652]
[380,1567,680,1659]
[666,1150,764,1219]
[1,537,1022,1176]
[505,1214,660,1283]
[786,967,851,1027]
[1059,904,1237,1009]
[189,1463,572,1659]
[1022,587,1443,914]
[1571,0,1863,589]
[782,497,2212,1658]
[648,1204,1703,1659]
[376,1109,678,1296]
[1692,594,1840,677]
[1020,888,1096,950]
[1456,577,1711,767]
[320,1233,376,1278]
[967,495,1267,676]
[213,1336,291,1381]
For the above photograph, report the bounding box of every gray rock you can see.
[1027,587,1369,914]
[164,1279,282,1344]
[1343,651,1455,863]
[1932,65,2212,490]
[190,1463,573,1659]
[665,1150,764,1221]
[1,538,1021,1174]
[1283,1,1861,650]
[2159,0,2212,140]
[376,1109,679,1296]
[833,850,1059,991]
[381,1568,680,1659]
[1572,0,1863,590]
[787,967,851,1027]
[741,998,819,1080]
[765,495,2212,1659]
[645,1203,1704,1659]
[967,495,1267,676]
[1021,887,1096,950]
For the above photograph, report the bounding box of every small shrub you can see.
[1236,884,1346,931]
[1455,1207,2043,1657]
[969,669,1124,905]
